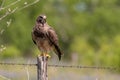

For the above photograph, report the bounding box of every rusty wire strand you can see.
[0,62,37,66]
[48,64,118,70]
[0,62,119,71]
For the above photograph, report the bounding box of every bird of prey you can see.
[32,14,63,60]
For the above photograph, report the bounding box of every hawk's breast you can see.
[36,38,52,52]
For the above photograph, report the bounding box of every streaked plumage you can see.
[32,14,63,60]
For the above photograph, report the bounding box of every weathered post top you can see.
[37,56,48,80]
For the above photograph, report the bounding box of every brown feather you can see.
[46,28,63,60]
[32,15,63,60]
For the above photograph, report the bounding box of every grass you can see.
[0,58,119,80]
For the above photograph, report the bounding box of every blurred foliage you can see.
[0,0,120,71]
[0,45,21,59]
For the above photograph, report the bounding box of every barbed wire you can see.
[0,62,119,71]
[0,62,36,66]
[48,64,118,70]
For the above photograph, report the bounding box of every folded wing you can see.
[46,28,63,60]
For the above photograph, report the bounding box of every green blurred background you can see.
[0,0,120,72]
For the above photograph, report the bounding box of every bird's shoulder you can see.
[46,26,58,43]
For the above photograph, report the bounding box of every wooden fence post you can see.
[37,56,48,80]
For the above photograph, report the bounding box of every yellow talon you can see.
[39,53,51,60]
[45,54,51,58]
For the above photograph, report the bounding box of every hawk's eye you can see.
[38,18,42,22]
[37,16,46,23]
[39,16,43,20]
[37,17,43,22]
[39,16,43,19]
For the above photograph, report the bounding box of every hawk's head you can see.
[36,14,47,24]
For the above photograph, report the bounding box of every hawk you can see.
[32,14,63,60]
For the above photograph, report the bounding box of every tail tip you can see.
[58,55,61,61]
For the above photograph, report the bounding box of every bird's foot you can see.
[45,53,51,59]
[39,53,51,58]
